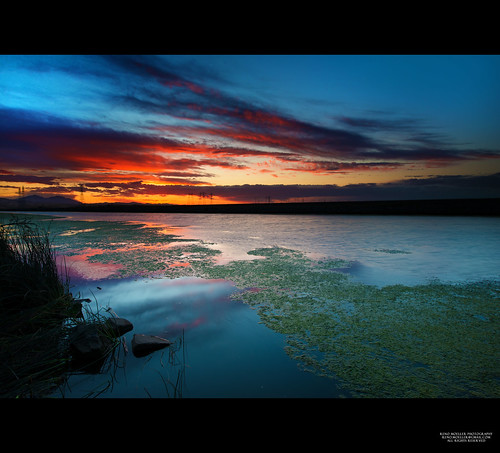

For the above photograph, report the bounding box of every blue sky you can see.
[1,54,499,203]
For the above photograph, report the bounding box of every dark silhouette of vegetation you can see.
[0,218,114,397]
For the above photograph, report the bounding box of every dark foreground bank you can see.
[0,220,126,397]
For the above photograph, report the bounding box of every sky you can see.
[1,54,500,204]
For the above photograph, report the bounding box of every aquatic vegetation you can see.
[51,220,190,253]
[196,247,500,398]
[41,217,219,279]
[373,248,411,254]
[86,242,221,279]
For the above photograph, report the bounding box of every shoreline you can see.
[2,198,499,216]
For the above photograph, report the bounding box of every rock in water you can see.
[69,323,115,373]
[131,334,172,357]
[104,317,133,337]
[70,324,108,358]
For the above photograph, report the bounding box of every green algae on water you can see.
[86,242,221,279]
[1,214,220,280]
[42,216,219,279]
[196,247,500,398]
[374,248,411,254]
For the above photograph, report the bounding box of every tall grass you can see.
[0,218,78,397]
[0,218,70,314]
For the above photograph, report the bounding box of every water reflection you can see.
[75,276,241,339]
[45,211,500,286]
[60,277,239,397]
[57,249,124,280]
[60,275,340,398]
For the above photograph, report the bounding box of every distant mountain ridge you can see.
[0,195,83,209]
[0,195,498,216]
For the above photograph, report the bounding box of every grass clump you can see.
[0,219,71,315]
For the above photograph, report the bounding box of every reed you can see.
[0,218,81,397]
[0,218,70,314]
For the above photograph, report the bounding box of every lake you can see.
[3,211,498,398]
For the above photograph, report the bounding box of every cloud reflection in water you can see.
[75,276,242,340]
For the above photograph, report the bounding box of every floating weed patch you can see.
[37,217,221,280]
[50,220,192,254]
[86,242,221,279]
[197,247,499,398]
[374,248,411,254]
[59,228,97,237]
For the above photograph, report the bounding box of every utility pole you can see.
[79,183,84,202]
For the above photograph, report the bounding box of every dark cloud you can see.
[195,173,500,202]
[5,54,499,176]
[100,55,208,94]
[336,115,426,132]
[0,107,247,174]
[282,159,404,174]
[0,173,59,185]
[95,56,500,166]
[332,173,500,201]
[31,173,496,203]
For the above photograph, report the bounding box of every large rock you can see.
[68,318,131,373]
[69,323,115,373]
[69,318,132,357]
[70,323,109,358]
[131,334,172,358]
[104,317,133,337]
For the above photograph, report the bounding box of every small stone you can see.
[131,334,172,357]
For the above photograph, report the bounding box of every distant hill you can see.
[0,195,499,216]
[0,195,83,210]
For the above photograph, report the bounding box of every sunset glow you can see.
[1,55,500,204]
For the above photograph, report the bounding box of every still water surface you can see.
[29,212,499,398]
[54,211,500,285]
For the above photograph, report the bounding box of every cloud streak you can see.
[24,173,500,203]
[1,55,499,203]
[91,55,500,166]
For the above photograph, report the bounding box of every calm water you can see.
[51,211,500,286]
[17,211,497,398]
